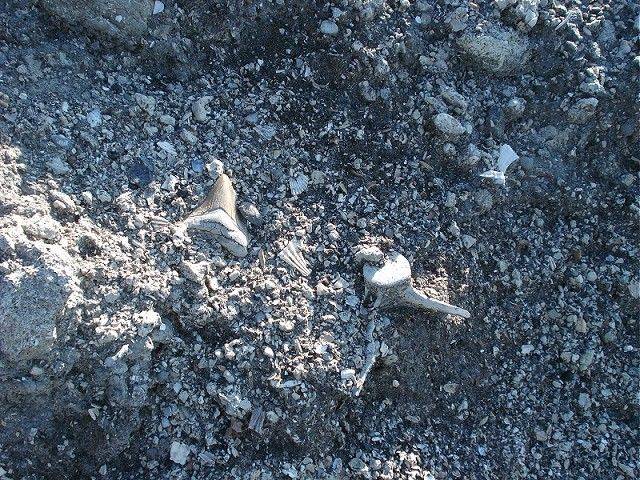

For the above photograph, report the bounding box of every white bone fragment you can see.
[363,252,470,318]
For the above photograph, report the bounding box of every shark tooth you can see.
[363,252,470,318]
[480,144,519,186]
[184,173,250,257]
[278,239,311,276]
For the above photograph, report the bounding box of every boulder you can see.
[0,242,80,363]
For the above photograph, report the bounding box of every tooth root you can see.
[401,286,470,319]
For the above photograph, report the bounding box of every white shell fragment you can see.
[289,173,309,196]
[278,239,311,276]
[480,144,519,186]
[363,252,470,318]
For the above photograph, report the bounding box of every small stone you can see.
[169,441,190,465]
[47,156,71,175]
[521,344,534,354]
[458,27,530,75]
[320,20,339,35]
[134,93,156,116]
[461,234,476,249]
[181,129,198,144]
[153,0,164,14]
[568,98,598,124]
[575,316,587,333]
[578,392,591,409]
[579,349,595,371]
[159,114,176,126]
[192,96,212,123]
[534,427,548,442]
[86,108,102,128]
[443,382,458,394]
[432,113,466,137]
[354,246,384,264]
[279,320,295,332]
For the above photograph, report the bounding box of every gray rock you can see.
[41,0,153,43]
[568,98,598,124]
[432,113,466,137]
[320,20,339,35]
[0,243,80,363]
[169,441,190,465]
[458,27,530,75]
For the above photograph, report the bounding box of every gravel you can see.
[0,0,638,478]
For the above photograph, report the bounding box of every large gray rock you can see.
[40,0,153,43]
[457,27,530,75]
[0,242,80,363]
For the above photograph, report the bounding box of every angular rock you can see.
[432,113,466,138]
[41,0,153,43]
[0,243,80,363]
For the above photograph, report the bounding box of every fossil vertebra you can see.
[363,252,470,318]
[278,239,311,276]
[154,173,250,257]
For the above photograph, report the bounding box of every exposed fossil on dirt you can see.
[480,144,520,185]
[278,238,311,276]
[155,173,250,257]
[1,0,638,478]
[363,252,470,318]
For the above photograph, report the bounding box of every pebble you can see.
[521,344,534,355]
[86,108,102,128]
[578,393,591,409]
[432,113,466,137]
[320,20,339,35]
[169,441,190,465]
[47,156,71,175]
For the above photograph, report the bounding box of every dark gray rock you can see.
[40,0,153,43]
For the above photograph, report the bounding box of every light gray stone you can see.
[0,243,80,363]
[458,27,530,75]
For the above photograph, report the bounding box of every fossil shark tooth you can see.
[182,173,250,257]
[479,144,519,186]
[278,239,311,276]
[363,252,470,318]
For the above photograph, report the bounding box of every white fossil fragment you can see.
[353,320,380,397]
[479,144,519,186]
[153,173,250,257]
[278,239,311,276]
[363,252,470,318]
[153,0,164,14]
[289,172,309,196]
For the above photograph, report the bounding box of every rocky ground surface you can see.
[0,0,639,478]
